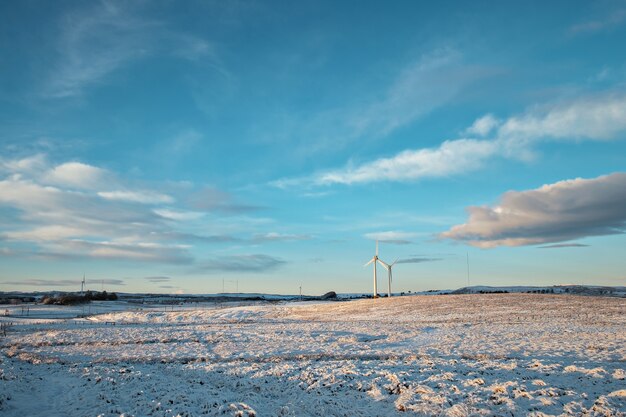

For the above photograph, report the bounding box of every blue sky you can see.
[1,0,625,295]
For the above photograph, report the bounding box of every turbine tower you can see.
[81,274,85,296]
[377,258,398,297]
[364,240,381,298]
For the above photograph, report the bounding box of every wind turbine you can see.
[364,240,381,298]
[377,258,398,297]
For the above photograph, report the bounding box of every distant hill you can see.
[450,284,625,297]
[1,284,624,304]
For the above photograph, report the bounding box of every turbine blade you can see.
[391,257,399,266]
[376,240,379,256]
[364,258,374,267]
[377,259,389,269]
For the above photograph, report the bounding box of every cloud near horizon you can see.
[440,172,626,247]
[0,155,263,264]
[3,278,125,287]
[538,243,590,249]
[396,257,443,264]
[144,276,172,282]
[194,254,286,273]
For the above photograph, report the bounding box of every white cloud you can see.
[46,162,108,189]
[98,190,174,204]
[440,172,626,247]
[465,114,500,136]
[317,139,498,185]
[364,231,416,244]
[498,93,626,141]
[80,241,191,263]
[0,155,261,264]
[278,90,626,187]
[0,154,47,175]
[0,157,194,263]
[251,232,312,242]
[154,208,204,221]
[4,225,85,241]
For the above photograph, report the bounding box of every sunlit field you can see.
[1,294,624,416]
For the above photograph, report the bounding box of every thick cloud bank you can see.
[441,173,626,247]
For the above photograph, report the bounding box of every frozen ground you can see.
[1,294,624,416]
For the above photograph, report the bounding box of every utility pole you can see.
[466,252,470,287]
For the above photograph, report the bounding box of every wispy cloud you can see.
[397,257,443,264]
[87,279,125,286]
[59,240,193,263]
[316,139,498,185]
[277,90,626,187]
[569,9,626,35]
[364,231,416,245]
[251,232,312,242]
[45,1,222,98]
[0,154,47,175]
[195,254,286,273]
[187,187,263,214]
[345,48,471,138]
[441,172,626,247]
[145,276,171,282]
[263,47,490,159]
[45,2,156,98]
[4,278,125,287]
[497,92,626,141]
[4,279,83,287]
[98,190,174,204]
[464,114,500,137]
[538,243,590,249]
[153,208,204,221]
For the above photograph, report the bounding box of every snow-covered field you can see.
[1,294,624,416]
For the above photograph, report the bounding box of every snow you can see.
[1,294,624,416]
